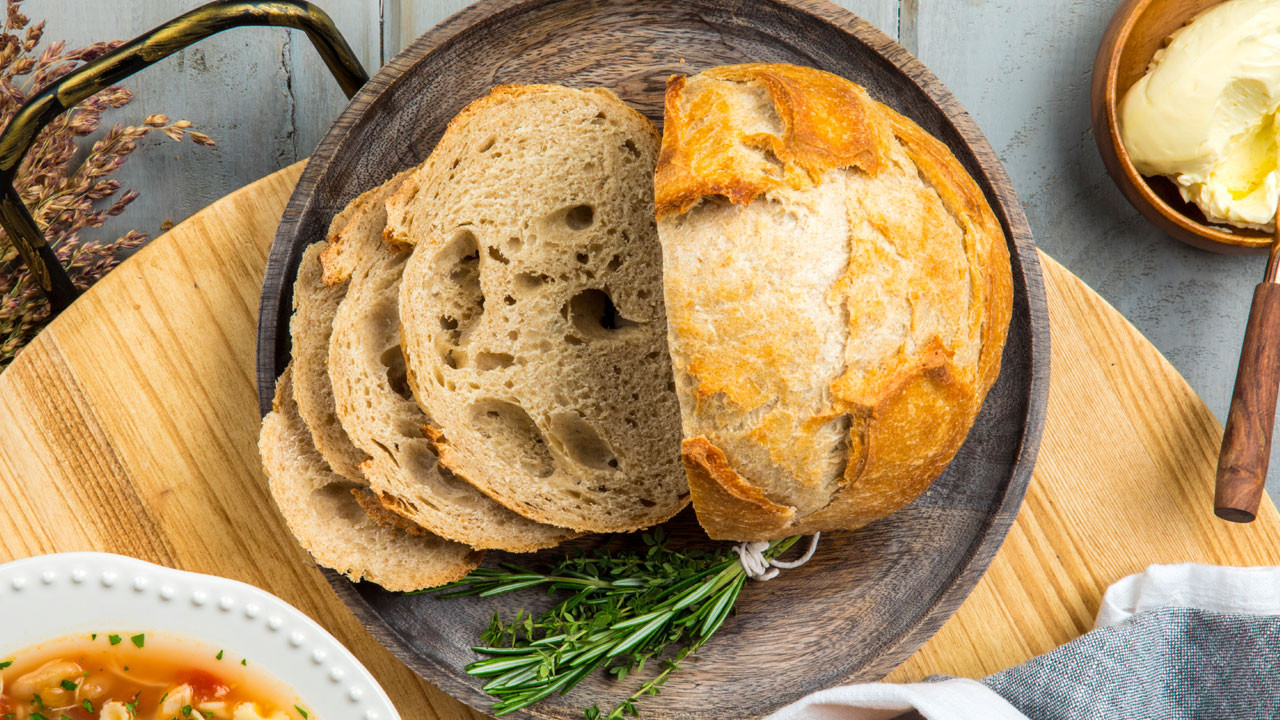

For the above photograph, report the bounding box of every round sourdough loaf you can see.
[655,64,1013,541]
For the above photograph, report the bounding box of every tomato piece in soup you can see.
[180,669,230,701]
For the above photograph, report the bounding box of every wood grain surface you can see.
[0,163,1277,717]
[256,2,1045,716]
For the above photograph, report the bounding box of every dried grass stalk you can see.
[0,0,214,367]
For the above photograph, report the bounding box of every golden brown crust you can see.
[682,437,794,540]
[655,64,889,219]
[659,64,1013,540]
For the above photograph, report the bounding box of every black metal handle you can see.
[0,0,368,313]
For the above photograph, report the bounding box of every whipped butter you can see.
[1119,0,1280,230]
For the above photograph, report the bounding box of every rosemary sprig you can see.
[432,530,802,718]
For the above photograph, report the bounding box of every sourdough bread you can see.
[290,174,410,482]
[290,241,367,481]
[259,367,480,591]
[327,204,577,551]
[655,64,1013,540]
[391,85,688,533]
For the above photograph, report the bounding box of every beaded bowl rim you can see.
[0,552,400,720]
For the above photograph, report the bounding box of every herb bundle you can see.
[0,0,214,368]
[433,531,802,718]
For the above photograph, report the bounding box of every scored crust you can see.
[657,63,1014,540]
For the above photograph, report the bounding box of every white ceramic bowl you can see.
[0,552,399,720]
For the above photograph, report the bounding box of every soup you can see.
[0,632,313,719]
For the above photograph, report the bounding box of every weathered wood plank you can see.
[290,0,382,157]
[910,0,1275,496]
[27,0,293,242]
[381,0,899,57]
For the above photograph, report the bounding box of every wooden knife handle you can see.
[1216,282,1280,522]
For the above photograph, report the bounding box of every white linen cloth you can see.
[766,564,1280,720]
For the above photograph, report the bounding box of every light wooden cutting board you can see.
[0,163,1275,718]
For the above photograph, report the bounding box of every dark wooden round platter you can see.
[256,0,1050,717]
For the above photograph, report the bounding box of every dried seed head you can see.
[0,0,213,367]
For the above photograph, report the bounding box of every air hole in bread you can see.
[475,352,515,371]
[565,335,583,346]
[488,246,510,265]
[564,205,594,230]
[515,272,552,294]
[575,252,589,264]
[606,255,622,272]
[380,345,413,401]
[503,295,516,306]
[478,136,496,152]
[434,229,486,351]
[548,411,619,471]
[469,399,555,478]
[441,347,466,370]
[507,330,519,341]
[623,139,639,157]
[637,288,650,300]
[564,289,641,339]
[637,497,656,507]
[506,236,522,252]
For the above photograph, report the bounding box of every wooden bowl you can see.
[1092,0,1271,254]
[256,0,1050,717]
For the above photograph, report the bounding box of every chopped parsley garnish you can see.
[201,712,214,719]
[58,679,76,691]
[108,634,122,645]
[32,694,43,709]
[130,633,145,648]
[159,692,168,704]
[124,691,140,714]
[182,705,192,717]
[29,713,46,720]
[215,649,223,660]
[60,715,72,720]
[81,700,93,713]
[295,705,309,718]
[90,633,97,640]
[0,659,11,669]
[241,658,247,666]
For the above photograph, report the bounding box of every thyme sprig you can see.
[433,530,802,718]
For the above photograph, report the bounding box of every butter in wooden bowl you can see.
[1119,0,1280,231]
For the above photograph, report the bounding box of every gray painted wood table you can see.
[43,0,1271,495]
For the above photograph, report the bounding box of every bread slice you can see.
[290,174,410,481]
[655,64,1013,540]
[259,367,480,591]
[327,213,577,551]
[391,85,687,533]
[290,242,366,481]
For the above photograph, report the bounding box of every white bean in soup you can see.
[0,632,313,720]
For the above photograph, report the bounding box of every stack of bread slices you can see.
[259,65,1014,591]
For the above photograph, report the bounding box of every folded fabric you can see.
[767,564,1280,720]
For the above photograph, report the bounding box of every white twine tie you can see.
[733,532,820,581]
